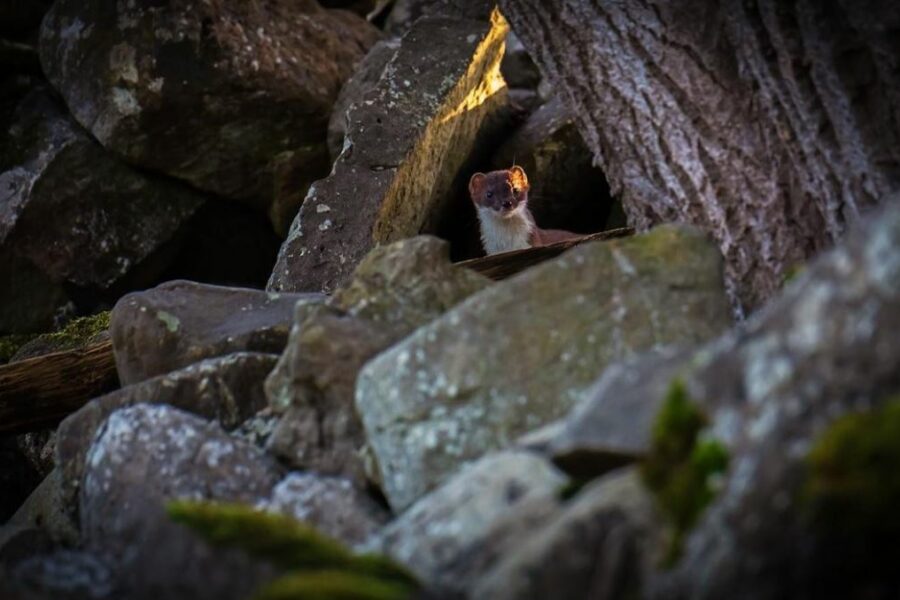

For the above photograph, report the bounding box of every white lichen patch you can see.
[156,310,180,333]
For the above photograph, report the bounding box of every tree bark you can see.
[499,0,900,313]
[0,339,118,433]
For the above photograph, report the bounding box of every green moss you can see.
[0,311,110,362]
[168,500,418,594]
[255,571,411,600]
[0,333,38,363]
[640,379,729,566]
[804,396,900,537]
[781,262,806,287]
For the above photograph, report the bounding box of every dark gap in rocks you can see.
[0,434,42,522]
[62,199,281,318]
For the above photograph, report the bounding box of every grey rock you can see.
[367,451,566,595]
[80,404,281,600]
[327,38,401,161]
[548,345,694,478]
[268,13,509,293]
[7,469,78,547]
[357,224,732,511]
[266,236,489,481]
[110,280,322,385]
[57,352,278,516]
[644,201,900,598]
[39,0,380,232]
[263,473,388,547]
[473,468,661,600]
[6,549,118,600]
[0,91,203,332]
[384,0,495,34]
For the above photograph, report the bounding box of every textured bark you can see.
[499,0,900,312]
[0,340,117,434]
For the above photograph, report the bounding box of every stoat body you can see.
[469,166,580,255]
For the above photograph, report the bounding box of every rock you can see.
[7,469,78,546]
[357,224,732,510]
[639,201,900,597]
[547,345,694,478]
[39,0,380,232]
[267,237,490,481]
[0,91,203,332]
[327,38,401,161]
[263,473,388,547]
[268,11,509,294]
[14,430,54,478]
[4,549,118,600]
[80,404,281,600]
[384,0,494,34]
[57,352,277,514]
[367,451,566,596]
[0,525,53,573]
[500,31,541,90]
[472,468,661,600]
[491,96,616,234]
[110,280,323,385]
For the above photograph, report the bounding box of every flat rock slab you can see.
[357,224,732,510]
[268,11,509,294]
[110,279,323,385]
[39,0,380,231]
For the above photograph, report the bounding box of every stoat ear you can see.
[509,165,529,190]
[469,172,486,202]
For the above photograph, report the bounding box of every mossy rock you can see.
[10,311,110,361]
[168,500,419,596]
[255,570,412,600]
[0,333,38,363]
[640,379,729,566]
[804,395,900,538]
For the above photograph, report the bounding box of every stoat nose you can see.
[502,200,513,210]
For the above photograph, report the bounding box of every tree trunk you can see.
[499,0,900,313]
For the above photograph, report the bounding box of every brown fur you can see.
[469,166,580,254]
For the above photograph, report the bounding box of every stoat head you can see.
[469,166,530,219]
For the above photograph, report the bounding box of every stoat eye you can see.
[486,191,493,199]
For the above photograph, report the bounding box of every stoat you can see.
[469,166,580,255]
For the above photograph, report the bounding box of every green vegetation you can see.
[0,333,37,363]
[168,500,419,600]
[804,396,900,537]
[0,311,110,363]
[640,379,729,566]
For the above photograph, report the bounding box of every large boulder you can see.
[110,280,323,385]
[80,404,281,600]
[56,352,278,516]
[266,236,490,481]
[267,11,509,293]
[357,224,732,510]
[367,451,566,596]
[39,0,380,232]
[0,91,204,333]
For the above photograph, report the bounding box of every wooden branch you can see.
[456,227,634,280]
[0,339,119,434]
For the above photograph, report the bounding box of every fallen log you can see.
[456,227,634,280]
[0,339,118,434]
